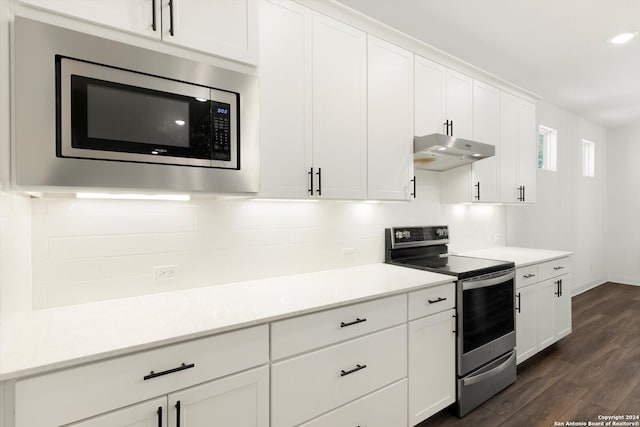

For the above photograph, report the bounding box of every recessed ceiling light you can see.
[609,31,638,45]
[437,147,447,151]
[472,153,482,157]
[175,119,186,126]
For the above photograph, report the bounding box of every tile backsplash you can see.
[22,171,505,308]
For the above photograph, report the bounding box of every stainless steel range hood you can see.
[414,134,495,171]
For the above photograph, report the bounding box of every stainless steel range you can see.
[385,226,516,417]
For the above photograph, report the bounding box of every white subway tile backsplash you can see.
[18,183,506,308]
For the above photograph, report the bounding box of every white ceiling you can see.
[336,0,640,129]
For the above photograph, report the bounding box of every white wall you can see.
[506,101,607,294]
[24,170,504,308]
[606,122,640,285]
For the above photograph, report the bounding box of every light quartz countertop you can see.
[458,246,572,268]
[0,263,453,381]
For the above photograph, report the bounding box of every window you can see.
[537,125,557,171]
[582,139,595,177]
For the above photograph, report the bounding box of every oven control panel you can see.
[388,226,449,248]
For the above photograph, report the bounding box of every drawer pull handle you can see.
[427,297,447,304]
[175,400,181,427]
[553,266,564,271]
[341,318,367,328]
[341,364,367,377]
[523,274,536,279]
[144,363,195,380]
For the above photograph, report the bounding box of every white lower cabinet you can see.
[515,257,572,364]
[515,282,538,364]
[167,366,268,427]
[70,367,268,427]
[69,397,167,427]
[408,306,456,426]
[271,325,407,427]
[14,326,269,427]
[299,380,408,427]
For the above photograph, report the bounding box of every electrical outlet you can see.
[153,265,178,281]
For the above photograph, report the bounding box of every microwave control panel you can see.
[212,101,232,161]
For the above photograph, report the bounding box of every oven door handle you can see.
[462,270,515,291]
[462,351,516,387]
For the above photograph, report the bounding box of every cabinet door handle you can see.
[175,401,181,427]
[151,0,157,31]
[554,280,561,296]
[523,185,526,202]
[341,317,367,328]
[559,279,563,297]
[157,406,162,427]
[316,167,322,196]
[340,364,367,377]
[144,362,195,380]
[450,120,454,136]
[427,297,447,304]
[411,176,416,198]
[452,313,457,334]
[474,181,480,201]
[308,167,314,195]
[443,120,449,135]
[168,0,175,36]
[516,293,521,313]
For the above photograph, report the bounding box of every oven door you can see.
[58,57,239,169]
[457,269,516,376]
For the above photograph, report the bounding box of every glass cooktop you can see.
[394,255,514,280]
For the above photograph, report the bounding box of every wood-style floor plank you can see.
[416,282,640,427]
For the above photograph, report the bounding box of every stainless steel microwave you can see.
[13,17,259,194]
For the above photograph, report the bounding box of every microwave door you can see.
[59,57,213,167]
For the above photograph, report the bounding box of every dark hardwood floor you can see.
[418,282,640,427]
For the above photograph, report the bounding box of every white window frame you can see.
[538,125,557,171]
[582,139,595,178]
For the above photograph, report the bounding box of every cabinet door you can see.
[445,69,473,140]
[414,55,446,136]
[69,398,166,427]
[554,273,572,340]
[161,0,258,64]
[471,80,500,202]
[299,380,407,427]
[312,13,367,199]
[367,35,413,200]
[168,366,268,427]
[517,99,537,203]
[537,278,557,350]
[258,0,312,198]
[18,0,161,39]
[408,309,456,426]
[499,91,520,203]
[516,283,538,364]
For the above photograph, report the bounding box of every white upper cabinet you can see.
[471,80,500,202]
[258,0,312,198]
[415,57,472,138]
[311,13,367,199]
[518,99,537,203]
[18,0,258,64]
[414,56,446,136]
[18,0,161,39]
[500,92,536,203]
[367,35,414,200]
[161,0,258,64]
[445,69,473,139]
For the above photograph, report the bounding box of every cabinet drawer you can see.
[516,264,539,289]
[538,257,571,281]
[299,379,408,427]
[15,325,268,427]
[271,294,406,360]
[271,325,407,427]
[408,282,455,320]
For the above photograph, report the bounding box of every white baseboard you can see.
[571,279,608,297]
